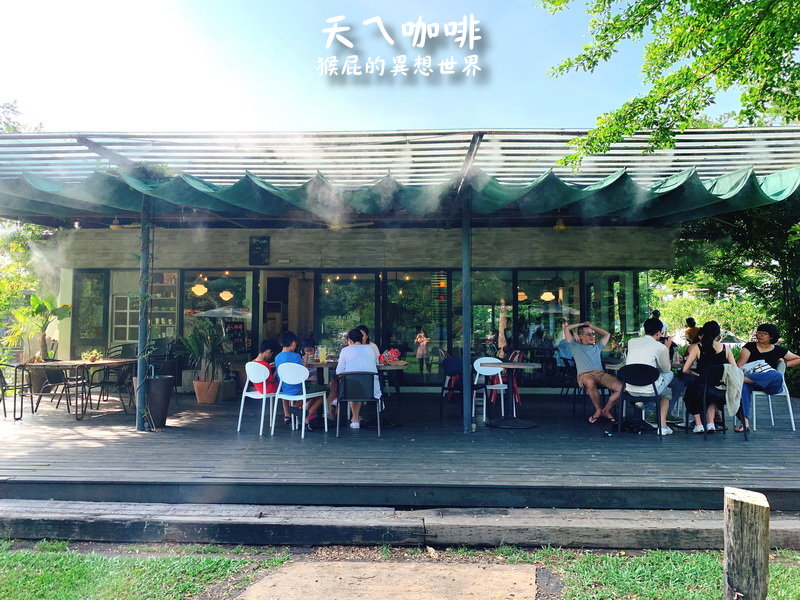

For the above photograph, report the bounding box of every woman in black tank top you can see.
[682,321,737,433]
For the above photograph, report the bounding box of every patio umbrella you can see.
[534,304,580,316]
[194,306,251,318]
[720,331,746,346]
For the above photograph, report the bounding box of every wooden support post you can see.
[724,487,770,600]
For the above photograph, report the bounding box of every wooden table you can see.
[481,361,542,371]
[22,359,137,420]
[304,360,339,385]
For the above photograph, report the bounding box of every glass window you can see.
[385,271,449,379]
[184,270,253,353]
[585,270,640,338]
[452,270,513,357]
[516,270,580,348]
[318,272,375,351]
[72,270,109,357]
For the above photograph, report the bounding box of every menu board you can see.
[223,320,246,353]
[249,235,270,266]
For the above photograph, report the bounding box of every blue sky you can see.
[1,0,735,132]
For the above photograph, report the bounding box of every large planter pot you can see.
[193,379,221,404]
[180,369,195,393]
[28,369,48,394]
[134,375,174,428]
[218,378,236,402]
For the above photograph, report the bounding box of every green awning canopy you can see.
[0,165,798,227]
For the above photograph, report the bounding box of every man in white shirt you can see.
[624,317,675,435]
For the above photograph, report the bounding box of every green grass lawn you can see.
[1,541,798,600]
[0,542,288,600]
[488,546,800,600]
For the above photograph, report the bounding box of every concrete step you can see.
[1,500,799,549]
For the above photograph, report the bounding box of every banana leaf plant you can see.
[2,293,71,361]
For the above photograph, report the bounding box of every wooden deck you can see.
[2,390,799,510]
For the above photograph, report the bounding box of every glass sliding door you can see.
[384,271,449,381]
[71,270,109,357]
[317,272,376,351]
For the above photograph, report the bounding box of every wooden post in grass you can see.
[724,487,770,600]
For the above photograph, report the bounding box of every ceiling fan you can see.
[327,220,375,231]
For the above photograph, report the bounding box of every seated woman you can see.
[357,325,381,361]
[735,323,800,432]
[336,328,381,429]
[682,320,737,433]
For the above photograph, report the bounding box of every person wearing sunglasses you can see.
[564,321,621,424]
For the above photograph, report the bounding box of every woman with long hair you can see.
[681,320,737,433]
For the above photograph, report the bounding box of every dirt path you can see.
[239,561,539,600]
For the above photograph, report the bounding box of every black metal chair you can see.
[0,364,31,419]
[336,371,381,437]
[439,355,463,421]
[561,357,588,416]
[616,363,664,437]
[39,366,88,418]
[530,346,557,384]
[685,365,741,440]
[87,362,135,413]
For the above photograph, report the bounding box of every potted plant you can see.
[176,318,226,404]
[81,349,103,362]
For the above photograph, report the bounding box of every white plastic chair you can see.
[238,362,275,436]
[751,362,796,431]
[271,362,328,438]
[472,356,508,422]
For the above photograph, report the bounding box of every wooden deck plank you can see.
[2,393,799,509]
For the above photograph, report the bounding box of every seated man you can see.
[624,318,676,435]
[275,331,327,431]
[564,321,621,423]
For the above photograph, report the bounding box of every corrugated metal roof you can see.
[1,127,798,187]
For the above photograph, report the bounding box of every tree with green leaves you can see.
[1,100,41,134]
[653,203,800,348]
[540,0,800,166]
